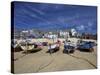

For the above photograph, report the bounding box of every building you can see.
[59,30,70,38]
[71,28,77,37]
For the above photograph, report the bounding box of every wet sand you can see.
[13,38,97,74]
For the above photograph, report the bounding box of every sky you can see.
[13,1,97,34]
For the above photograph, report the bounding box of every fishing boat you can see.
[48,43,60,54]
[20,40,42,53]
[11,39,22,52]
[77,41,95,52]
[63,40,75,54]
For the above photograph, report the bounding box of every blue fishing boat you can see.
[77,41,95,52]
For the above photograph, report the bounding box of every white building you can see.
[71,29,77,37]
[59,30,70,38]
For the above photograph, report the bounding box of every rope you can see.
[14,53,28,61]
[36,54,55,72]
[68,54,97,68]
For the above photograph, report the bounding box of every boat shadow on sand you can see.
[22,48,42,54]
[46,48,59,54]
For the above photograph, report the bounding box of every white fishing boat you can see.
[11,39,18,48]
[11,39,22,52]
[19,40,42,53]
[48,43,60,54]
[20,43,35,51]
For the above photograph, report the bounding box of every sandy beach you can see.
[13,38,97,74]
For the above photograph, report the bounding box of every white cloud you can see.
[77,25,85,31]
[88,22,93,27]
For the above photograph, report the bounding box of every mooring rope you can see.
[14,52,28,61]
[68,54,97,68]
[36,54,55,72]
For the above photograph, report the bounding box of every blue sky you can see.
[13,1,97,34]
